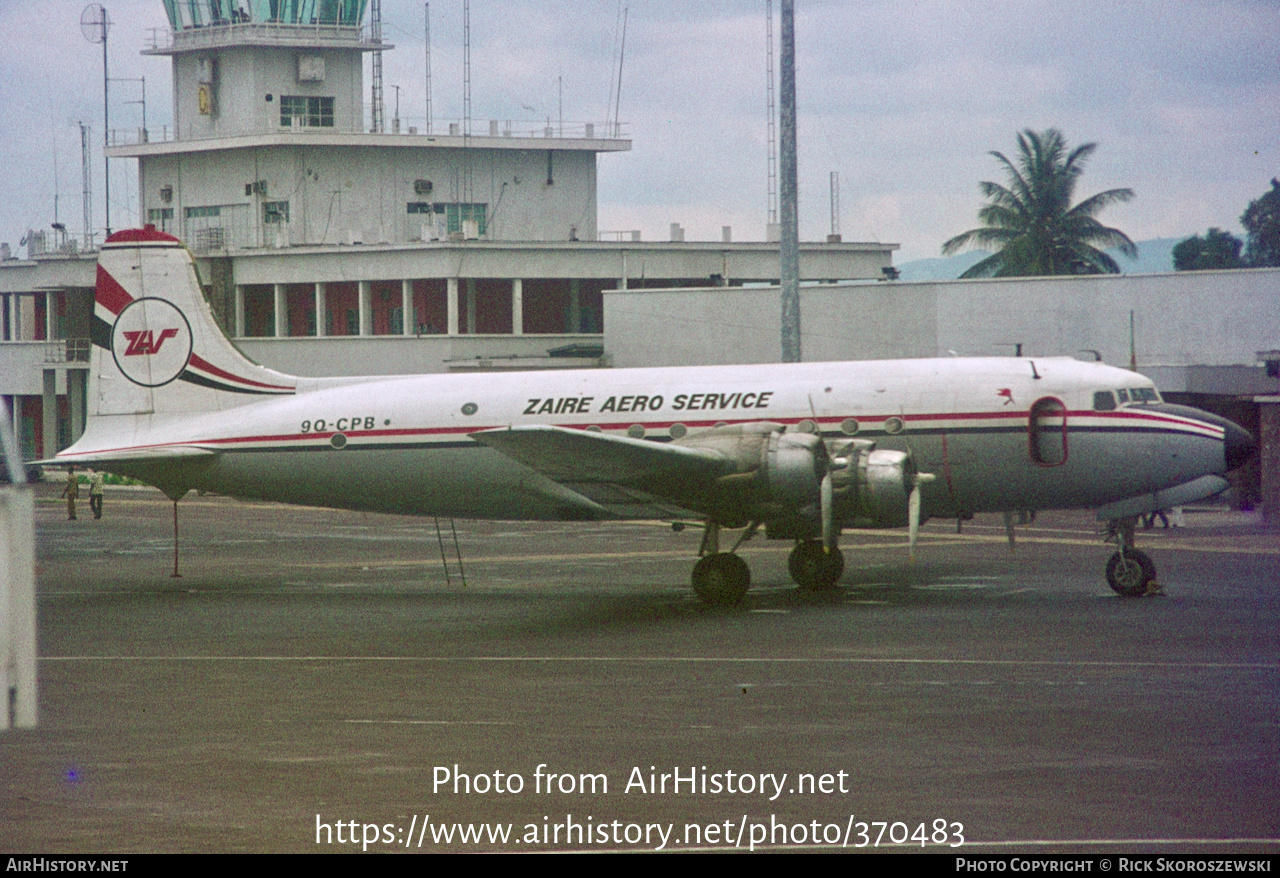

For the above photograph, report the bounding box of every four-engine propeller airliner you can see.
[42,227,1256,604]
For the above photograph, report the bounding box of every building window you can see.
[263,201,290,224]
[147,207,174,232]
[184,205,221,219]
[280,95,334,128]
[445,203,487,237]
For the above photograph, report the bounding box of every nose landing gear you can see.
[1104,516,1161,597]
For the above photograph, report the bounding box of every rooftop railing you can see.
[146,21,377,51]
[108,119,629,146]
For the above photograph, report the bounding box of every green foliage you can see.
[943,129,1136,278]
[1173,228,1244,271]
[1241,178,1280,267]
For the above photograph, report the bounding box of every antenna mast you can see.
[766,0,778,233]
[613,5,627,136]
[830,171,840,239]
[370,0,384,132]
[81,4,111,237]
[463,0,472,202]
[463,0,471,138]
[424,2,433,134]
[79,122,93,249]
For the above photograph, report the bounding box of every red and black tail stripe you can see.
[93,234,294,397]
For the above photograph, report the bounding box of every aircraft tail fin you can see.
[89,226,297,417]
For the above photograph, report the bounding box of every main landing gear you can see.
[688,523,846,605]
[1104,516,1160,597]
[788,539,845,591]
[691,522,752,606]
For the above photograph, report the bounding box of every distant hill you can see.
[896,238,1180,281]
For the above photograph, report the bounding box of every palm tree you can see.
[943,129,1136,278]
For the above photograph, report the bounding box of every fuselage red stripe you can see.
[58,408,1223,459]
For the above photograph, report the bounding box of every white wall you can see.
[604,269,1280,386]
[141,143,599,247]
[173,44,364,139]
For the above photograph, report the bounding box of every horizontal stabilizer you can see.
[32,445,218,468]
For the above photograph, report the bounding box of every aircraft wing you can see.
[471,425,733,519]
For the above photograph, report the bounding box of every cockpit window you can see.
[1128,387,1160,403]
[1093,390,1117,411]
[1115,388,1130,403]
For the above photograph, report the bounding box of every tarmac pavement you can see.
[2,482,1278,853]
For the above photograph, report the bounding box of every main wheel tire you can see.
[788,540,845,591]
[692,553,751,606]
[1106,549,1156,597]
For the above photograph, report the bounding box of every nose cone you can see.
[1224,420,1257,472]
[1147,403,1257,473]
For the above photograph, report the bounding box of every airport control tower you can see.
[152,0,374,140]
[114,0,630,249]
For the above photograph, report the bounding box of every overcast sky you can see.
[1,0,1277,263]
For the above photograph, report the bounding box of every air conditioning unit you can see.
[413,179,433,195]
[196,57,215,85]
[298,55,325,83]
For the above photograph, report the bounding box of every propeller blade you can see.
[908,472,935,562]
[908,482,921,561]
[820,471,835,552]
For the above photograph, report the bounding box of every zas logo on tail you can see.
[122,328,180,356]
[110,298,193,387]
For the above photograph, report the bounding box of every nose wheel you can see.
[1106,548,1157,597]
[1104,516,1160,596]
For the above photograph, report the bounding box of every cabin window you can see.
[1092,390,1116,411]
[1029,396,1068,467]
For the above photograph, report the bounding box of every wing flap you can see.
[471,425,733,518]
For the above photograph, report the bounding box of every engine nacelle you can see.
[674,425,919,534]
[828,442,916,528]
[675,423,827,531]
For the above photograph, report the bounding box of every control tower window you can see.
[280,96,334,128]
